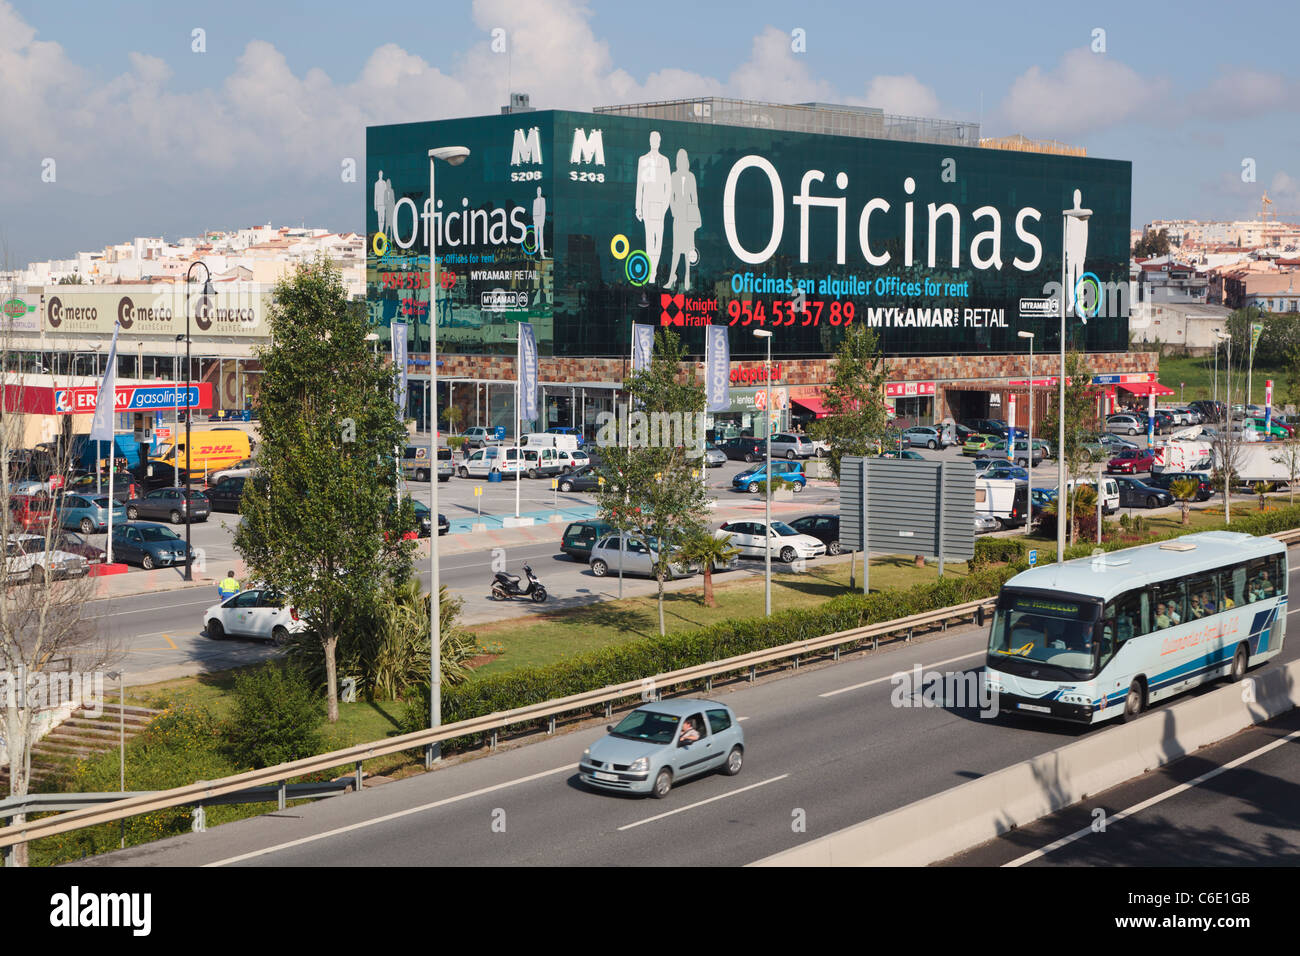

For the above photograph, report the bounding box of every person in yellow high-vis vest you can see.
[217,571,241,601]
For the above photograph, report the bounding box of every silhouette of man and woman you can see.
[374,171,396,239]
[636,132,699,290]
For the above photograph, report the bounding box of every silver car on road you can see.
[588,533,693,579]
[579,699,745,797]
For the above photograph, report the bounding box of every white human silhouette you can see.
[384,178,396,242]
[1064,189,1090,318]
[666,148,700,291]
[374,171,389,236]
[635,131,671,285]
[532,187,547,259]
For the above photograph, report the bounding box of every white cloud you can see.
[999,48,1167,139]
[856,75,941,118]
[1199,68,1296,116]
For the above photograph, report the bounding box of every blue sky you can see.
[3,0,1298,266]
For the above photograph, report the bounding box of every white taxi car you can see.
[204,588,309,645]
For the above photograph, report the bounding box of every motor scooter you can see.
[491,563,548,603]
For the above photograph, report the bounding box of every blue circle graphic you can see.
[625,250,651,286]
[1075,271,1102,317]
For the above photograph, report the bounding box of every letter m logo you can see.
[571,128,605,166]
[511,127,542,166]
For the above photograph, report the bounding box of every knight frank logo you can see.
[660,293,718,327]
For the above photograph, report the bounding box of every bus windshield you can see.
[988,591,1101,680]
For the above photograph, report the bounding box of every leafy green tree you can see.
[808,325,889,480]
[1038,351,1099,544]
[594,328,709,636]
[1132,228,1170,258]
[235,257,415,722]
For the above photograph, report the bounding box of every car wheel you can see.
[527,468,538,479]
[928,440,937,450]
[1229,643,1249,682]
[1129,427,1138,435]
[792,482,804,493]
[1122,679,1147,722]
[1146,495,1158,509]
[785,450,796,460]
[779,546,796,563]
[651,767,673,799]
[746,482,759,494]
[79,518,94,533]
[591,559,608,577]
[416,469,429,482]
[207,619,224,641]
[126,506,139,520]
[140,553,155,570]
[722,745,744,776]
[458,466,469,478]
[559,480,574,492]
[271,625,289,646]
[169,510,182,523]
[828,540,841,556]
[745,453,757,463]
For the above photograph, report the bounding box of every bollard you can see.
[977,605,985,628]
[424,744,434,771]
[748,666,756,683]
[491,730,498,751]
[354,761,363,792]
[548,716,556,735]
[277,781,286,811]
[833,645,841,661]
[191,806,206,833]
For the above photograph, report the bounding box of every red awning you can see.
[791,396,831,418]
[1119,382,1174,397]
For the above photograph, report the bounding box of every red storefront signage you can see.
[730,363,782,385]
[3,382,215,416]
[884,381,936,398]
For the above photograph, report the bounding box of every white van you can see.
[457,446,521,479]
[506,446,564,478]
[1067,476,1120,515]
[974,478,1029,529]
[522,432,579,452]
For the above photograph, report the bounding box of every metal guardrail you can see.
[0,596,996,853]
[5,526,1299,854]
[0,781,351,823]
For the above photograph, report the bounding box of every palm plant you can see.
[1169,478,1199,526]
[677,529,739,608]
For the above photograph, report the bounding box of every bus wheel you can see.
[1122,679,1147,722]
[1229,643,1249,683]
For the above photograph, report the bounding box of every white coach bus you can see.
[983,531,1286,724]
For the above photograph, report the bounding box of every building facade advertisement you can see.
[704,324,729,412]
[885,381,937,398]
[41,287,267,337]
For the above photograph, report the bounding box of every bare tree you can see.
[1271,439,1300,506]
[1,267,119,866]
[1209,428,1243,526]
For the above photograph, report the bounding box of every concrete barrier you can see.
[754,658,1300,867]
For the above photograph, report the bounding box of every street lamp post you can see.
[426,145,470,764]
[1217,331,1232,524]
[173,334,184,488]
[1213,330,1220,407]
[1057,196,1092,563]
[1018,330,1035,535]
[184,261,213,582]
[754,329,773,616]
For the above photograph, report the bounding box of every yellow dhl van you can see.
[154,430,252,474]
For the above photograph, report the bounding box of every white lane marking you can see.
[1003,725,1300,867]
[617,774,788,831]
[205,763,573,866]
[819,650,985,698]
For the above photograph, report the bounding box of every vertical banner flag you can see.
[705,324,730,413]
[1251,323,1264,355]
[1266,379,1273,431]
[391,320,408,415]
[518,322,539,422]
[88,321,121,443]
[1007,393,1017,460]
[1147,391,1155,446]
[631,322,654,373]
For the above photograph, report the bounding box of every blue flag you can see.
[705,325,730,412]
[518,322,539,422]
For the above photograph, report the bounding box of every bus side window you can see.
[1219,564,1246,609]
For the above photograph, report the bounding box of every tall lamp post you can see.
[1057,197,1092,563]
[1217,330,1232,524]
[754,328,773,616]
[427,145,470,763]
[184,261,213,582]
[1018,330,1035,535]
[173,334,185,488]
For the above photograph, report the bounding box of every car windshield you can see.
[988,591,1100,680]
[609,709,680,744]
[140,527,181,542]
[770,522,799,536]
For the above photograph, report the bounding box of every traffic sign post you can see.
[1028,549,1038,567]
[473,485,482,519]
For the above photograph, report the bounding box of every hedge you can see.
[398,502,1300,748]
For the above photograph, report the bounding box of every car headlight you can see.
[628,756,650,773]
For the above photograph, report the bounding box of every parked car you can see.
[1114,477,1173,509]
[902,426,946,450]
[1106,413,1146,436]
[980,460,1029,481]
[208,457,257,484]
[1029,487,1057,509]
[715,520,826,563]
[2,541,32,584]
[110,522,191,569]
[974,513,1000,535]
[578,699,744,797]
[1082,433,1137,459]
[461,426,502,449]
[877,449,924,460]
[204,588,308,645]
[788,514,841,555]
[505,446,565,479]
[1146,471,1215,502]
[438,512,449,536]
[965,418,1026,441]
[205,475,246,513]
[126,488,211,523]
[962,434,1000,455]
[555,448,590,473]
[720,437,766,462]
[1106,447,1155,474]
[588,533,693,579]
[55,493,125,534]
[767,433,815,460]
[7,534,90,582]
[1243,417,1291,440]
[731,461,806,494]
[7,494,53,532]
[49,531,106,564]
[1188,400,1225,423]
[64,471,141,504]
[132,460,206,493]
[977,440,1044,468]
[557,465,602,493]
[703,442,727,468]
[399,446,435,482]
[560,519,614,560]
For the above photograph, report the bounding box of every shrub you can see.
[447,435,468,452]
[971,537,1028,569]
[223,662,325,769]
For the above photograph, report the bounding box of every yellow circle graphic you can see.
[372,232,389,257]
[610,234,630,260]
